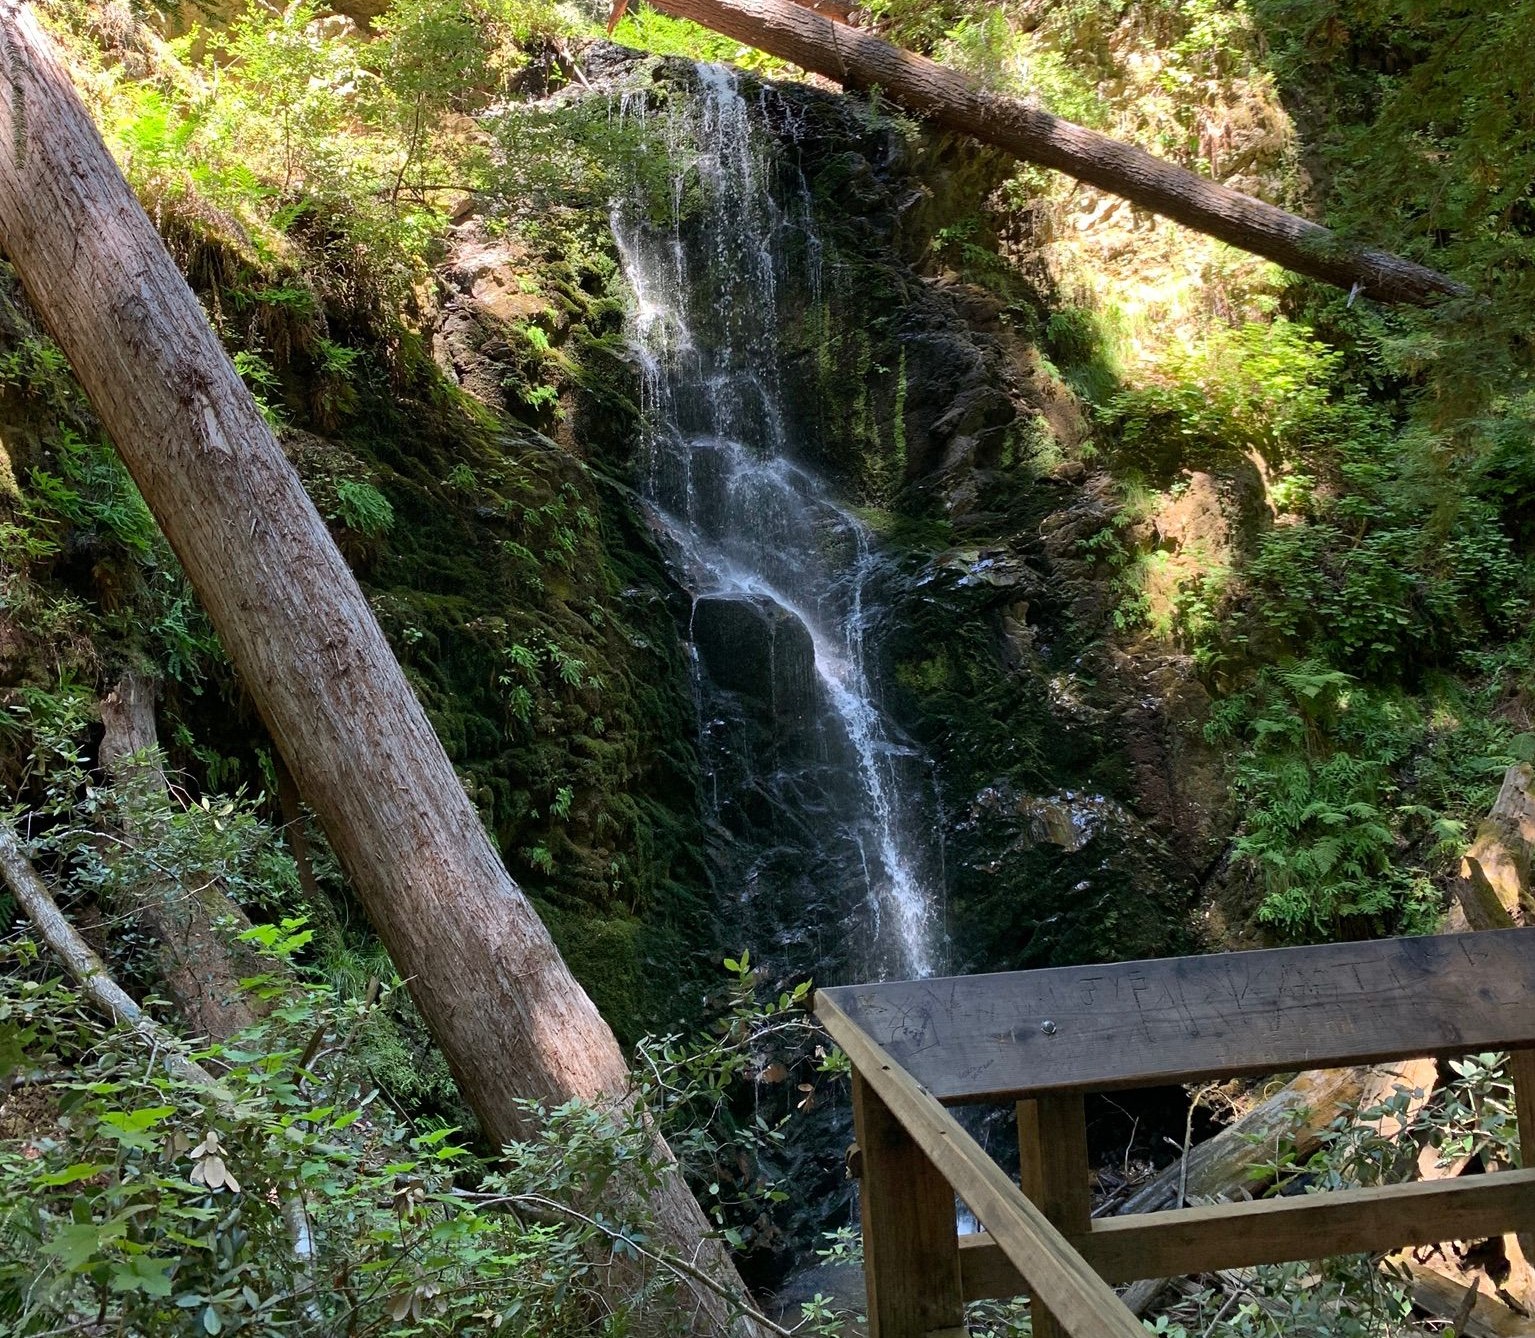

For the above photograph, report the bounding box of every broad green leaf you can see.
[109,1256,176,1298]
[36,1162,108,1187]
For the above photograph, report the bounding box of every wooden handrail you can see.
[817,928,1535,1103]
[958,1167,1535,1296]
[816,991,1145,1338]
[821,933,1535,1338]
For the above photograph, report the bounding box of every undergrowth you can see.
[0,711,845,1336]
[871,0,1535,942]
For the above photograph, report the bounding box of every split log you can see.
[1391,1254,1535,1338]
[1456,764,1535,926]
[0,7,756,1331]
[99,672,265,1040]
[644,0,1468,305]
[1459,857,1519,933]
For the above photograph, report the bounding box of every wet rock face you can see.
[879,461,1233,972]
[429,51,1233,1004]
[565,57,1234,979]
[740,87,1235,970]
[692,593,817,735]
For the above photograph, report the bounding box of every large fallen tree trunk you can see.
[0,7,755,1332]
[644,0,1467,306]
[1114,1062,1434,1222]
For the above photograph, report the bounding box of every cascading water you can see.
[611,64,941,983]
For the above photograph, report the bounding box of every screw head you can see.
[1040,1020,1057,1036]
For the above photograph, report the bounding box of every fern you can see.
[330,480,394,537]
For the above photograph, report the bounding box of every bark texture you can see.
[0,7,752,1330]
[650,0,1467,305]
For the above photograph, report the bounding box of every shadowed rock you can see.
[692,592,817,730]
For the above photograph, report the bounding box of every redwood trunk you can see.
[0,6,751,1330]
[651,0,1466,306]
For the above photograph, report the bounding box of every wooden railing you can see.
[814,927,1535,1338]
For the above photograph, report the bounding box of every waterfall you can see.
[610,64,941,982]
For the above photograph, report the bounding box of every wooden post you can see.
[1510,1049,1535,1158]
[852,1069,965,1338]
[1018,1096,1092,1338]
[1508,1047,1535,1268]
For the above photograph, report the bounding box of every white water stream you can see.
[611,64,939,980]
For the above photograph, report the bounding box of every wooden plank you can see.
[1090,1170,1535,1281]
[956,1169,1535,1296]
[816,991,1145,1338]
[852,1068,964,1337]
[960,1230,1036,1304]
[1510,1047,1535,1166]
[1018,1097,1091,1338]
[817,928,1535,1103]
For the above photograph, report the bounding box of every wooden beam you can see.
[853,1069,965,1337]
[959,1230,1037,1305]
[817,928,1535,1103]
[957,1169,1535,1296]
[1510,1048,1535,1166]
[1090,1171,1535,1281]
[1018,1097,1091,1338]
[816,991,1145,1338]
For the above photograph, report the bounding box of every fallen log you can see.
[642,0,1468,305]
[4,817,326,1308]
[1115,1063,1435,1222]
[0,821,219,1092]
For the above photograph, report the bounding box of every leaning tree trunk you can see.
[0,6,754,1332]
[647,0,1466,306]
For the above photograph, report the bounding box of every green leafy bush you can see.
[0,712,842,1336]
